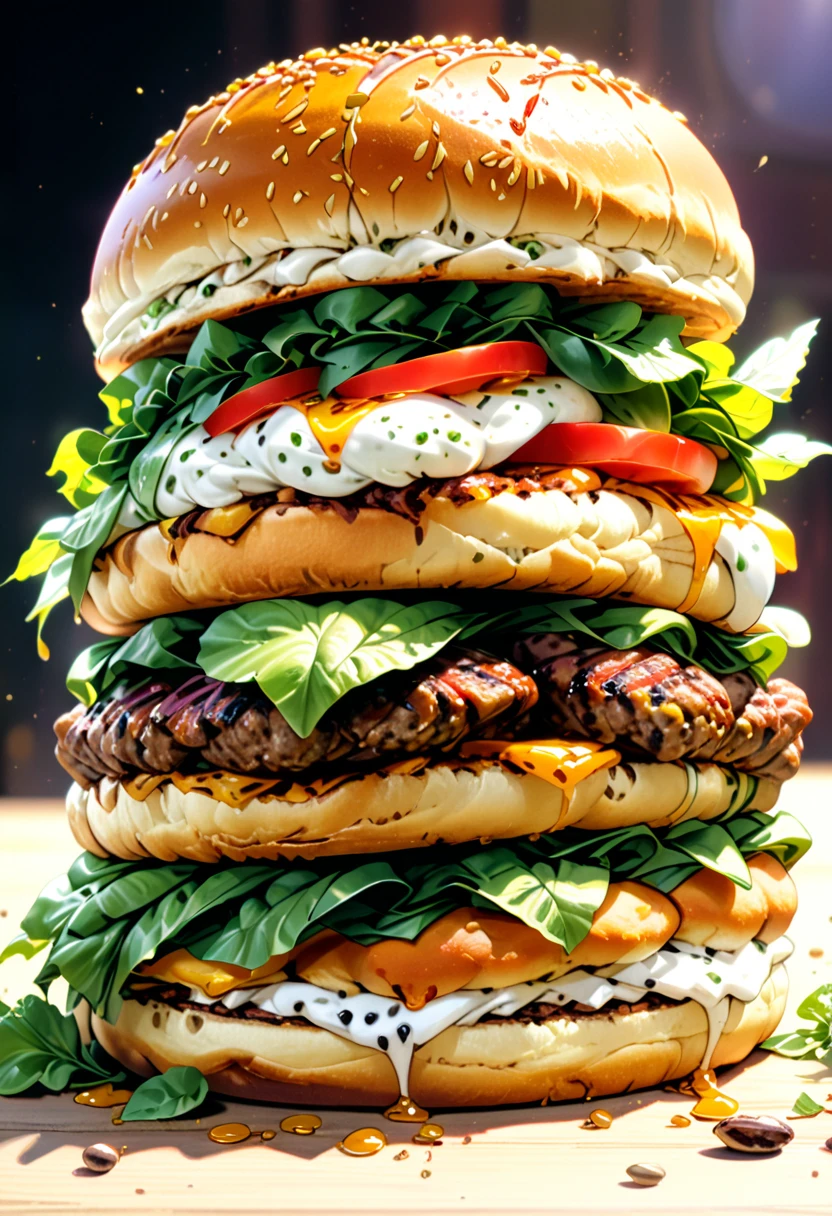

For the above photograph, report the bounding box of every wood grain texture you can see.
[1,767,831,1215]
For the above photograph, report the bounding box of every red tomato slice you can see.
[512,423,718,494]
[205,367,322,437]
[336,342,548,399]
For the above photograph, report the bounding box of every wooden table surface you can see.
[2,769,832,1216]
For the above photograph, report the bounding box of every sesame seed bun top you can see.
[83,34,754,380]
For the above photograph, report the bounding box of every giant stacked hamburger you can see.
[6,35,826,1112]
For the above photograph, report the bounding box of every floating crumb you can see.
[135,1188,145,1194]
[755,155,769,171]
[462,1135,472,1144]
[421,1169,432,1178]
[393,1150,409,1161]
[809,948,824,958]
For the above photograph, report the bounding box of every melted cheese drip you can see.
[459,738,619,816]
[140,948,288,996]
[177,937,792,1102]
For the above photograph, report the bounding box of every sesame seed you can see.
[272,144,286,160]
[432,121,440,137]
[235,207,244,221]
[161,211,169,221]
[196,160,208,171]
[413,140,429,161]
[498,155,513,169]
[281,98,309,123]
[194,220,202,228]
[507,161,521,186]
[166,183,177,199]
[307,137,322,155]
[463,160,474,185]
[282,152,289,165]
[222,203,231,217]
[431,142,446,170]
[209,156,219,168]
[330,172,343,182]
[400,103,416,121]
[359,186,370,196]
[389,175,403,192]
[345,92,369,108]
[187,181,198,194]
[324,192,335,215]
[479,151,499,166]
[526,167,536,190]
[199,192,207,208]
[537,168,544,185]
[293,190,304,204]
[219,160,230,174]
[292,122,307,135]
[142,234,153,249]
[237,215,249,227]
[266,181,275,200]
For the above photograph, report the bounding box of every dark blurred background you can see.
[4,0,831,795]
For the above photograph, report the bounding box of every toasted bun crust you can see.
[83,36,753,378]
[66,757,779,863]
[92,963,786,1108]
[81,486,765,634]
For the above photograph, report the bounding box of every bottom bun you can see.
[93,964,787,1109]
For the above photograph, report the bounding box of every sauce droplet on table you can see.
[687,1068,740,1121]
[208,1122,252,1144]
[279,1113,322,1136]
[337,1128,388,1156]
[74,1084,134,1108]
[412,1123,444,1144]
[384,1095,429,1123]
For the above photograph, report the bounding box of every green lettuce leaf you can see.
[4,518,71,584]
[762,983,832,1065]
[198,598,479,737]
[121,1066,208,1122]
[0,995,125,1095]
[66,615,203,705]
[8,810,809,1023]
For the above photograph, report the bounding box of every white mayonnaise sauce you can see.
[154,376,601,516]
[186,936,792,1100]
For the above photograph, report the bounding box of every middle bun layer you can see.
[66,757,779,862]
[82,480,782,633]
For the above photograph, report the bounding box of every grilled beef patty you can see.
[515,635,811,782]
[55,649,538,787]
[55,639,811,788]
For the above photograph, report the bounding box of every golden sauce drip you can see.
[74,1084,133,1108]
[260,1130,276,1141]
[584,1109,613,1129]
[687,1068,740,1121]
[279,1113,322,1136]
[337,1127,388,1156]
[459,737,619,814]
[412,1123,444,1144]
[303,397,380,461]
[384,1095,430,1123]
[111,1117,124,1126]
[670,1114,691,1128]
[208,1122,253,1144]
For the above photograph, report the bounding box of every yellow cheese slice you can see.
[138,948,288,997]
